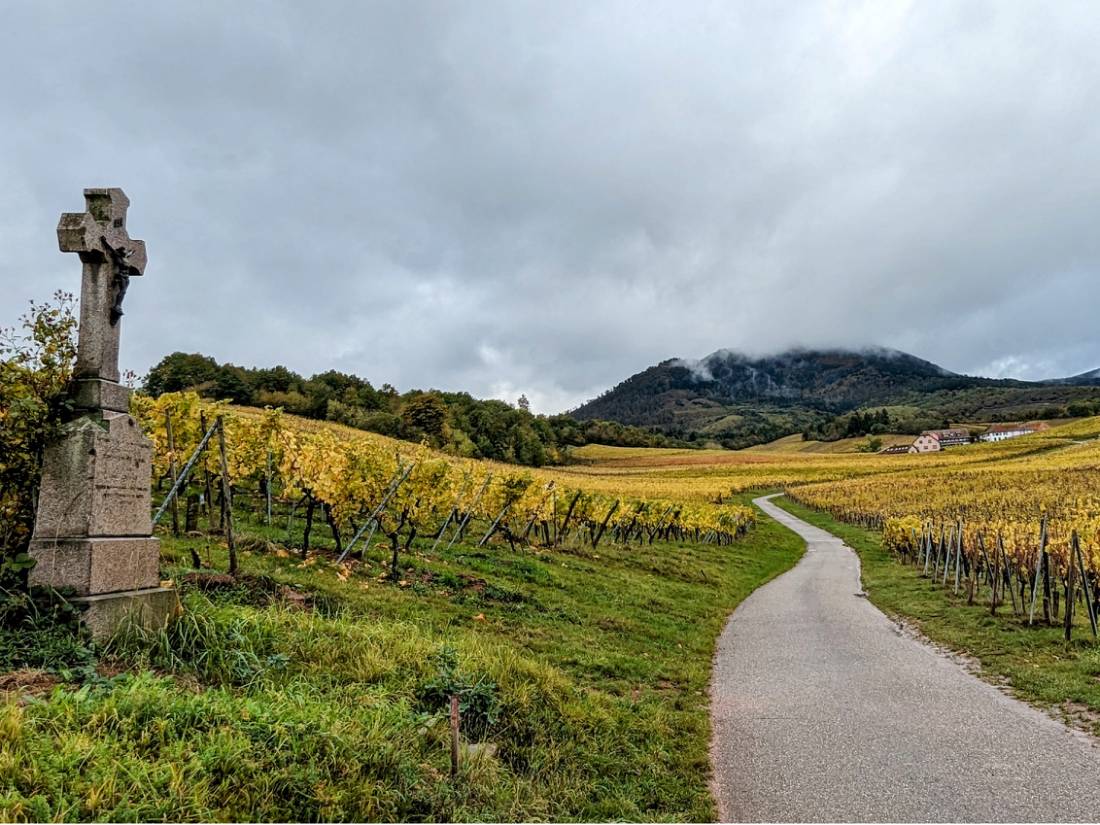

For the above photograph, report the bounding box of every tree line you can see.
[144,352,694,468]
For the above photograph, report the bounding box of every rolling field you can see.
[7,396,1100,820]
[558,424,1085,501]
[3,394,802,822]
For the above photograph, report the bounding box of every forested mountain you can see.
[1047,367,1100,386]
[572,348,1100,448]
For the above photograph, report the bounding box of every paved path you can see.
[710,494,1100,822]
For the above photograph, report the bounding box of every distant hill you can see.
[1047,367,1100,386]
[571,347,1100,448]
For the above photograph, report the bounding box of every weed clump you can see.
[415,646,500,740]
[107,597,290,687]
[0,587,94,680]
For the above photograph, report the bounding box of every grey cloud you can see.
[2,0,1099,413]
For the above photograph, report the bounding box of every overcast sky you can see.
[2,1,1099,413]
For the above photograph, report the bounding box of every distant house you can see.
[979,421,1049,442]
[879,443,912,455]
[911,428,971,453]
[911,433,941,452]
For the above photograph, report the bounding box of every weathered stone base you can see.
[75,587,181,641]
[33,412,155,538]
[28,536,161,595]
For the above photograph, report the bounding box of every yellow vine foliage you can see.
[788,433,1100,576]
[135,392,755,546]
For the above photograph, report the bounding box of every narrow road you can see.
[710,494,1100,822]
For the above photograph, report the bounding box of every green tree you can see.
[144,352,221,396]
[1067,401,1095,417]
[401,393,448,440]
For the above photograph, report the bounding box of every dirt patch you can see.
[458,574,487,594]
[0,668,60,699]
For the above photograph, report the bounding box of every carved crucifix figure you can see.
[57,188,147,411]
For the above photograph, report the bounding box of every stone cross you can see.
[57,188,147,412]
[30,187,177,640]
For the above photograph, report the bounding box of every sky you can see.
[2,1,1099,413]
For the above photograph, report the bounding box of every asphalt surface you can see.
[710,494,1100,822]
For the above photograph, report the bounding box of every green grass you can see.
[772,495,1100,735]
[0,503,803,822]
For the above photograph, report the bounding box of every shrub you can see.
[0,292,77,584]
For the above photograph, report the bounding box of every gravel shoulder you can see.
[710,494,1100,822]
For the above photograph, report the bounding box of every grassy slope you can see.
[1,505,802,822]
[772,496,1100,735]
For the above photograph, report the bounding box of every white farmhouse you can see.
[979,422,1049,442]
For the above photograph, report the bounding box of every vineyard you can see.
[173,402,1100,636]
[133,392,757,578]
[785,420,1100,640]
[142,384,1100,642]
[554,429,1083,502]
[6,391,817,821]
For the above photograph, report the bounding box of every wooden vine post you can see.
[976,534,994,612]
[998,536,1019,616]
[592,500,620,549]
[265,448,273,526]
[199,410,216,528]
[215,416,237,575]
[1073,532,1098,638]
[953,522,963,595]
[558,490,582,546]
[1064,539,1076,642]
[449,694,461,778]
[165,411,181,537]
[1029,518,1048,626]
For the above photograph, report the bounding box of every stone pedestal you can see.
[29,411,179,639]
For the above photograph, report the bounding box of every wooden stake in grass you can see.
[449,694,461,778]
[215,416,237,575]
